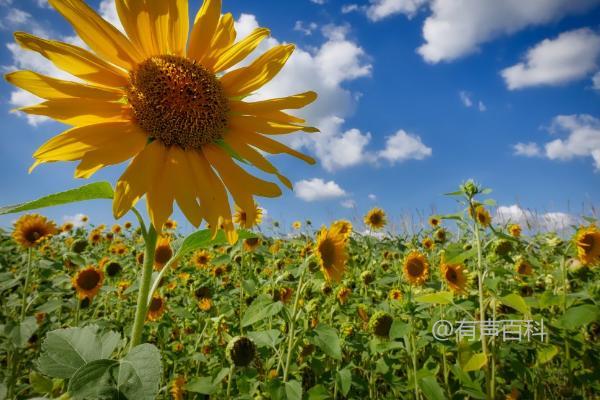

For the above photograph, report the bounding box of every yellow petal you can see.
[230,115,318,135]
[201,13,236,69]
[48,0,143,70]
[14,32,129,87]
[113,141,164,219]
[220,44,295,97]
[188,0,221,61]
[146,147,174,231]
[5,71,124,101]
[211,28,270,73]
[229,91,317,113]
[74,132,146,178]
[167,147,203,227]
[33,121,147,162]
[19,99,131,126]
[236,130,316,165]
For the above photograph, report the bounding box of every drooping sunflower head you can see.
[574,225,600,266]
[154,236,173,269]
[104,261,123,278]
[434,228,448,243]
[72,266,104,299]
[12,214,57,248]
[147,294,167,321]
[243,237,261,252]
[369,311,393,339]
[508,224,522,238]
[170,376,186,400]
[332,220,353,239]
[364,208,387,231]
[192,249,212,268]
[314,224,348,282]
[441,263,469,294]
[473,205,492,227]
[515,258,534,276]
[336,286,352,304]
[233,203,263,229]
[226,336,256,367]
[8,0,318,244]
[403,251,429,286]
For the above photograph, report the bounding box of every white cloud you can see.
[294,21,318,36]
[459,91,473,107]
[378,130,432,164]
[495,205,576,232]
[478,101,486,112]
[513,114,600,170]
[341,199,356,208]
[417,0,600,63]
[513,142,542,157]
[98,0,123,31]
[294,178,347,202]
[502,28,600,90]
[368,194,377,201]
[593,71,600,90]
[310,0,326,4]
[367,0,429,21]
[342,4,360,14]
[36,0,50,8]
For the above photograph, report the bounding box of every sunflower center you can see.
[77,269,101,290]
[406,259,424,277]
[581,233,595,253]
[155,245,173,265]
[370,214,382,225]
[149,297,164,312]
[318,238,336,268]
[24,228,42,244]
[127,55,229,149]
[445,267,458,283]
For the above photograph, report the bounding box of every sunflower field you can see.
[0,181,599,400]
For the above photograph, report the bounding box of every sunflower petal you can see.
[201,13,235,68]
[237,130,316,165]
[229,91,317,113]
[230,115,318,134]
[19,99,130,126]
[48,0,143,70]
[168,147,203,227]
[188,0,221,61]
[75,132,146,178]
[211,28,270,73]
[14,32,129,87]
[146,148,174,232]
[5,71,124,101]
[220,44,295,97]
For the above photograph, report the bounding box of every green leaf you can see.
[390,320,410,339]
[419,376,447,400]
[536,345,559,365]
[242,295,283,327]
[462,353,487,372]
[38,326,120,379]
[35,299,63,314]
[0,383,6,400]
[8,317,37,348]
[247,330,283,348]
[443,244,476,264]
[0,182,114,215]
[415,291,454,305]
[560,304,600,329]
[500,294,530,316]
[29,371,54,394]
[337,368,352,397]
[285,380,303,400]
[67,359,118,399]
[175,229,256,258]
[185,377,217,395]
[116,344,162,400]
[313,324,341,360]
[307,384,330,400]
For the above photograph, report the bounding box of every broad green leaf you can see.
[390,320,410,339]
[8,317,37,348]
[337,368,352,397]
[67,359,118,399]
[442,243,476,264]
[0,383,6,400]
[462,353,487,372]
[500,294,530,316]
[35,299,63,314]
[415,291,454,305]
[313,324,341,360]
[537,345,558,365]
[419,376,447,400]
[560,304,600,329]
[307,384,330,400]
[0,182,114,215]
[29,371,53,394]
[175,229,256,258]
[185,377,217,394]
[116,344,162,400]
[242,295,283,327]
[285,380,303,400]
[247,330,283,348]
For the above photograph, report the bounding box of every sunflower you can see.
[508,224,522,238]
[198,297,213,311]
[243,237,261,252]
[61,222,74,233]
[422,237,434,250]
[164,219,178,231]
[80,215,89,223]
[428,216,440,228]
[515,259,533,276]
[88,229,103,245]
[473,205,492,227]
[233,203,263,228]
[154,236,173,270]
[147,294,166,321]
[574,225,600,266]
[111,224,122,234]
[12,214,57,248]
[364,208,387,231]
[314,224,348,282]
[170,376,186,400]
[336,287,351,304]
[8,0,317,243]
[124,221,132,229]
[192,250,212,268]
[403,251,429,286]
[332,220,353,239]
[441,263,469,294]
[389,288,403,301]
[72,266,104,299]
[292,221,302,230]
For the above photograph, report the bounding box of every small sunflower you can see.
[574,225,600,266]
[434,228,448,243]
[428,216,440,227]
[198,298,213,312]
[80,215,89,223]
[147,294,166,321]
[336,286,351,304]
[332,220,353,239]
[124,221,132,229]
[72,266,104,299]
[422,237,434,250]
[364,208,387,231]
[243,237,261,252]
[88,229,103,245]
[170,376,186,400]
[192,250,212,268]
[292,221,302,230]
[104,261,123,277]
[473,205,492,227]
[61,222,74,233]
[154,236,174,270]
[111,224,122,234]
[164,219,178,230]
[233,203,263,228]
[12,214,57,248]
[403,251,429,286]
[508,224,522,238]
[314,223,348,282]
[389,288,403,301]
[441,263,469,294]
[8,0,318,242]
[515,259,533,276]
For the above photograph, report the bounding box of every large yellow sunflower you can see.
[6,0,317,243]
[314,223,348,282]
[440,262,469,294]
[12,214,57,248]
[574,225,600,266]
[72,266,104,299]
[364,208,387,231]
[403,251,429,286]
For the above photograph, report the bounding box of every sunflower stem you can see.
[283,260,308,382]
[129,225,158,350]
[19,248,33,320]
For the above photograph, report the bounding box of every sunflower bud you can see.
[369,311,393,338]
[105,261,123,277]
[71,239,88,254]
[226,336,256,367]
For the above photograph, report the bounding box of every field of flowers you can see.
[0,182,598,400]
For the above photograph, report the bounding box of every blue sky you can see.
[0,0,599,233]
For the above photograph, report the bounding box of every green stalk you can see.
[226,366,234,398]
[19,248,33,320]
[560,256,572,385]
[473,215,491,398]
[129,225,158,350]
[283,263,308,382]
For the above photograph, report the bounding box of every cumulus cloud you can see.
[417,0,599,63]
[502,28,600,90]
[341,4,360,14]
[495,205,576,232]
[378,130,432,164]
[514,114,600,170]
[513,142,542,157]
[367,0,429,21]
[294,21,318,36]
[593,71,600,90]
[294,178,347,202]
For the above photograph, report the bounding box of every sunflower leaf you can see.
[0,182,114,215]
[175,229,256,259]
